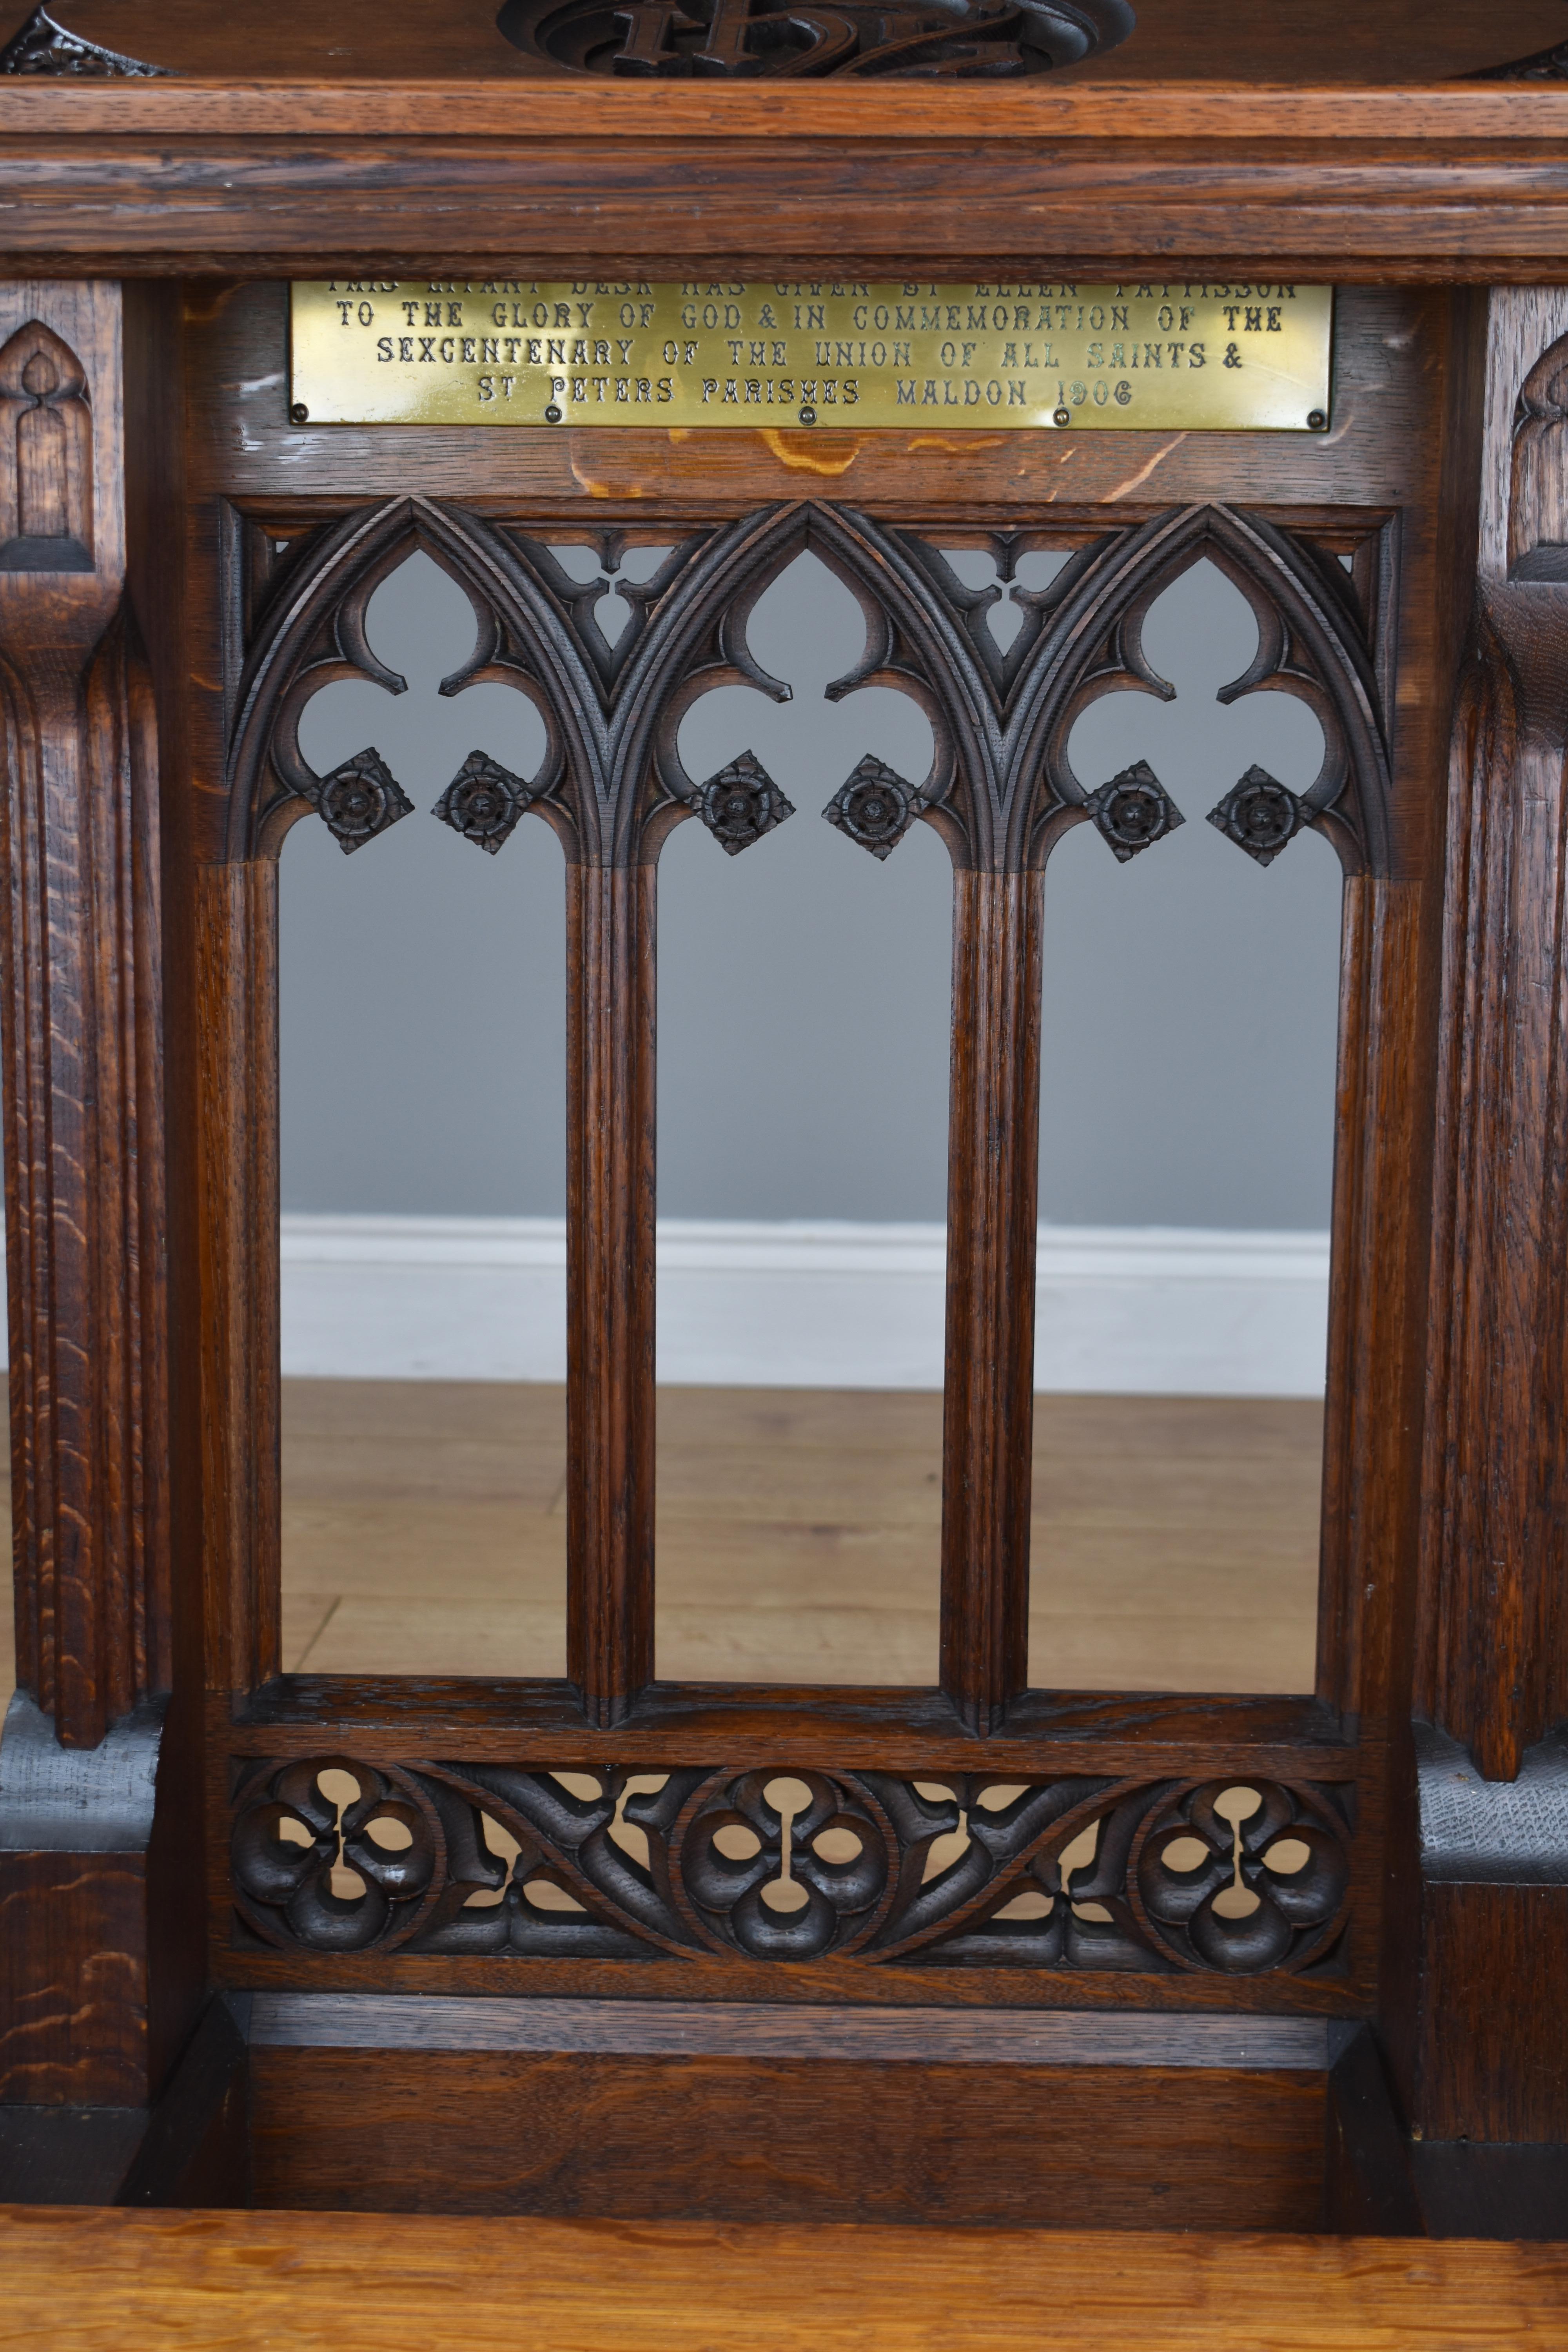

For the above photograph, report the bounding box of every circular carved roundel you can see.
[498,0,1134,80]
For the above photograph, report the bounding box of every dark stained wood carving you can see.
[1083,757,1183,862]
[433,749,537,852]
[496,0,1136,81]
[1208,764,1308,866]
[1508,332,1568,581]
[1423,295,1568,1786]
[0,284,168,1749]
[822,752,926,858]
[223,490,1391,1742]
[231,1754,1351,1976]
[1470,32,1568,80]
[0,320,93,573]
[694,750,794,853]
[303,747,413,853]
[0,6,167,76]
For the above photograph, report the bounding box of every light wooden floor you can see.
[277,1379,1321,1692]
[0,1382,1324,1701]
[8,2208,1566,2352]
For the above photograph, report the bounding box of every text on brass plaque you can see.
[290,279,1334,433]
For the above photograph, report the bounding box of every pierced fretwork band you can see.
[225,493,1390,1732]
[233,1751,1352,1978]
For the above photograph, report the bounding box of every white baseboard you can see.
[279,1214,1330,1396]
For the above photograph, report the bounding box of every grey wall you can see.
[283,547,1341,1230]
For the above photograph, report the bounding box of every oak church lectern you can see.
[0,0,1566,2238]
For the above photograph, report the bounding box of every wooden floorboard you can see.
[0,1380,1325,1702]
[6,2208,1565,2350]
[276,1379,1324,1691]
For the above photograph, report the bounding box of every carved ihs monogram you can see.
[497,0,1134,80]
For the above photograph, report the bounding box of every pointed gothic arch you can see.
[0,318,93,573]
[227,493,1391,879]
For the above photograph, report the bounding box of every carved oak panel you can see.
[232,1754,1352,1977]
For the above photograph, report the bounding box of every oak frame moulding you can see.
[0,5,1566,2234]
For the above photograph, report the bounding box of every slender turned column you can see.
[192,858,281,1702]
[940,867,1044,1733]
[566,860,656,1726]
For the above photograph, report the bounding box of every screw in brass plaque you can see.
[287,281,1336,434]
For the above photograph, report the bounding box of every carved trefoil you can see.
[0,320,93,572]
[232,1755,1352,1978]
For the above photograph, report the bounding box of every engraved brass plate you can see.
[290,279,1333,433]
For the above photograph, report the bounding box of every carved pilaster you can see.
[0,281,174,2105]
[1414,287,1568,2149]
[0,283,168,1751]
[1424,291,1568,1785]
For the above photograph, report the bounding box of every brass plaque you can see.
[290,279,1333,433]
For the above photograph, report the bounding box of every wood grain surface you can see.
[247,2045,1329,2223]
[6,2207,1568,2350]
[16,0,1568,87]
[246,1991,1332,2065]
[269,1378,1322,1696]
[0,105,1567,278]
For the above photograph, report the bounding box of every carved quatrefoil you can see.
[1207,764,1308,867]
[822,754,928,860]
[1084,759,1185,862]
[433,750,537,854]
[695,751,795,855]
[306,748,414,854]
[232,1756,1352,1976]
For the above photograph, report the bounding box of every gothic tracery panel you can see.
[232,1752,1352,1977]
[227,494,1391,884]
